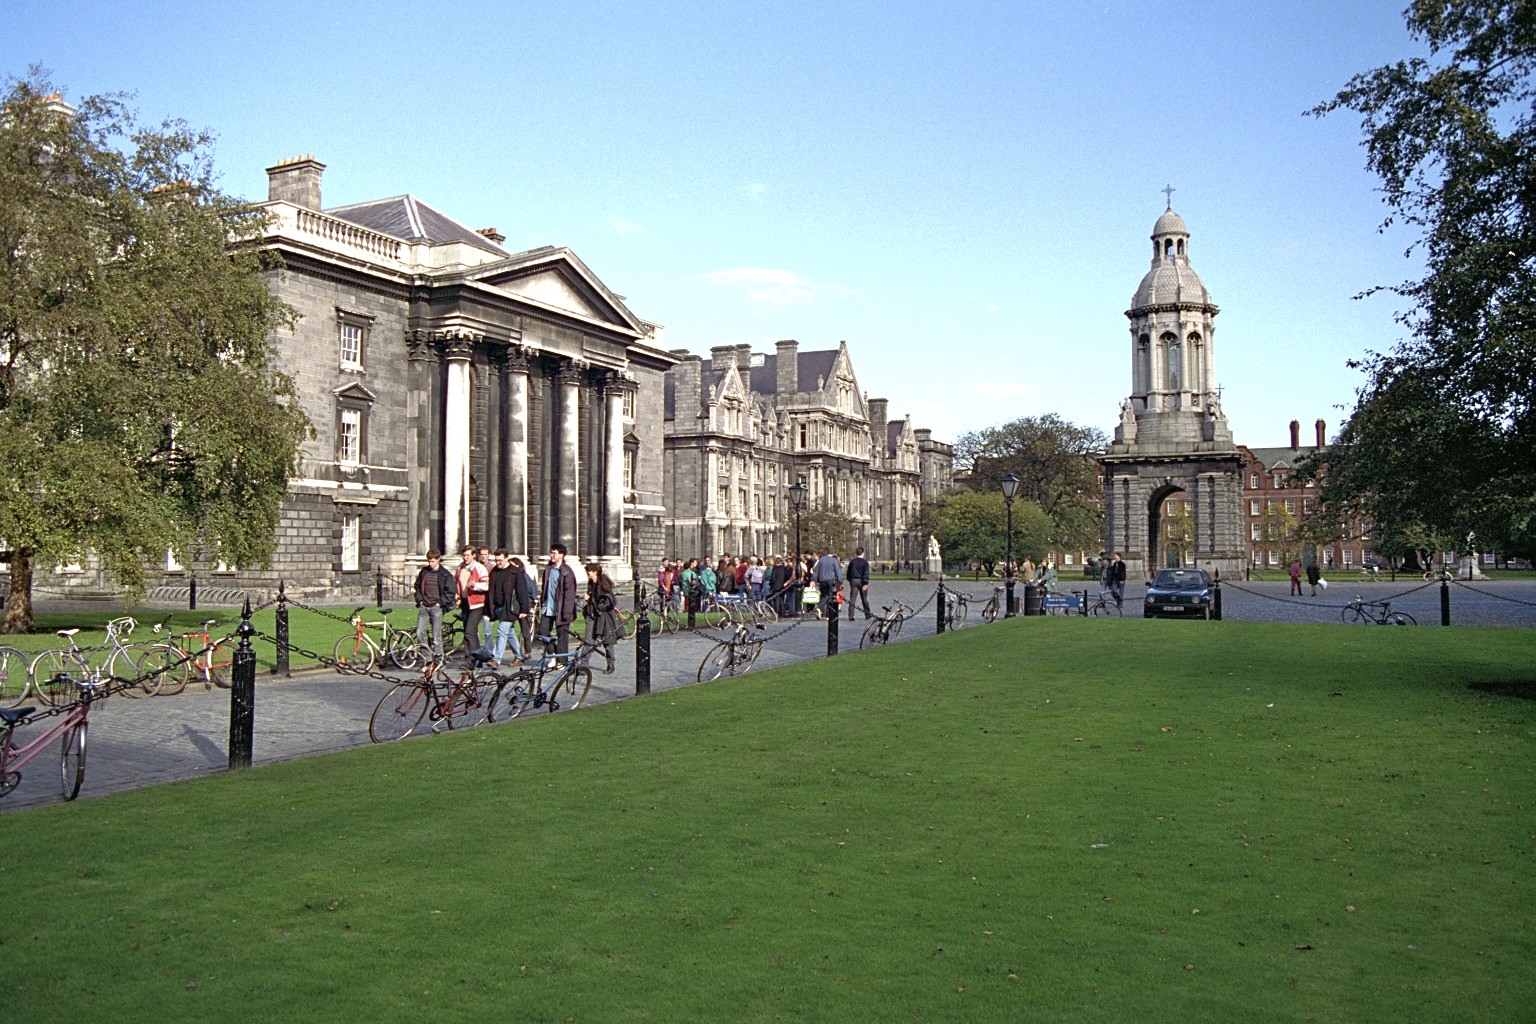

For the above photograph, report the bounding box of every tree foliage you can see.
[797,503,858,557]
[954,414,1106,552]
[1306,2,1536,554]
[925,491,1053,574]
[0,69,309,631]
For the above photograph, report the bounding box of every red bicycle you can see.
[0,674,102,801]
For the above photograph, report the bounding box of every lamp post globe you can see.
[1000,474,1020,618]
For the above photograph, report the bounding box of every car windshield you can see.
[1152,569,1207,590]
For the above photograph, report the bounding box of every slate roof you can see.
[886,419,908,456]
[748,350,838,395]
[325,194,508,256]
[1245,445,1321,470]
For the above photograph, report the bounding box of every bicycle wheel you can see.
[29,651,79,707]
[451,672,499,728]
[0,646,30,708]
[486,677,525,723]
[204,639,231,689]
[1387,612,1417,626]
[441,618,466,657]
[137,644,183,697]
[60,720,86,800]
[369,683,428,742]
[743,639,765,672]
[698,642,734,682]
[1342,604,1369,625]
[661,606,685,634]
[859,621,882,650]
[390,640,426,672]
[551,665,593,710]
[754,600,778,625]
[333,634,377,674]
[980,599,998,624]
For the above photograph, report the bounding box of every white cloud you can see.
[743,182,768,199]
[606,215,643,237]
[699,267,826,310]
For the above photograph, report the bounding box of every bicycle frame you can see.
[0,679,96,800]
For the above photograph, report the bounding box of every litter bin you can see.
[1023,581,1043,616]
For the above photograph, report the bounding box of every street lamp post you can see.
[790,481,807,615]
[1001,473,1020,618]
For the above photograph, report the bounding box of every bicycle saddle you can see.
[0,707,36,726]
[55,628,80,638]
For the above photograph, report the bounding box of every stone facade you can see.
[664,340,954,562]
[177,156,678,596]
[1101,206,1246,580]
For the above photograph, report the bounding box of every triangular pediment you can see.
[471,247,643,336]
[332,382,378,403]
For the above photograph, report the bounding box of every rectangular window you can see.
[799,424,807,449]
[1252,550,1263,566]
[1251,523,1263,541]
[1249,473,1259,488]
[341,514,360,571]
[1343,549,1354,567]
[1284,498,1296,514]
[1250,500,1261,516]
[623,449,636,492]
[1063,553,1074,566]
[339,408,361,464]
[339,323,363,369]
[622,389,635,419]
[1267,550,1279,566]
[1302,497,1314,514]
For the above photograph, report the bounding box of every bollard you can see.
[688,593,696,630]
[375,566,385,608]
[1079,589,1089,617]
[1440,576,1451,626]
[936,575,946,634]
[1212,570,1223,621]
[827,603,839,656]
[274,580,291,677]
[229,598,256,770]
[189,573,198,611]
[634,580,651,694]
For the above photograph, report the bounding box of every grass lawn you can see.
[3,619,1534,1022]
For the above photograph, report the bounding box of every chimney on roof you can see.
[868,398,889,456]
[734,343,753,372]
[671,354,702,424]
[266,155,325,211]
[776,340,798,393]
[1289,419,1300,451]
[1315,419,1327,448]
[476,227,506,244]
[710,345,737,372]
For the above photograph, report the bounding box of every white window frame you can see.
[341,514,361,572]
[339,408,361,466]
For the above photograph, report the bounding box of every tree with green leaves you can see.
[954,414,1106,552]
[0,69,309,632]
[1305,2,1536,555]
[799,503,857,556]
[925,490,1052,575]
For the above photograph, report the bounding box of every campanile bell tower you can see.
[1099,200,1245,581]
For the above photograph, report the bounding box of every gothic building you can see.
[664,341,953,562]
[243,156,677,590]
[1100,205,1246,579]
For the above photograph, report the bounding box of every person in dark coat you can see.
[537,543,580,654]
[846,546,872,620]
[413,550,457,658]
[483,549,529,666]
[584,563,620,674]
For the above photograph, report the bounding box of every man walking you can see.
[1107,551,1127,612]
[483,549,529,666]
[812,549,842,620]
[537,543,580,654]
[413,550,457,659]
[456,545,489,660]
[846,546,872,620]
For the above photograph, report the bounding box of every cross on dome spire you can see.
[1162,184,1175,210]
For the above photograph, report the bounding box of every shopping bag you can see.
[802,588,820,605]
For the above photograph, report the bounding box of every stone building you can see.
[664,340,953,562]
[1100,205,1246,579]
[228,156,676,592]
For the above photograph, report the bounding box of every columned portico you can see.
[555,359,586,550]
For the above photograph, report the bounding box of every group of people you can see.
[411,543,623,673]
[653,547,877,621]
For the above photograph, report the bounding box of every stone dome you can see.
[1152,208,1188,237]
[1131,206,1212,308]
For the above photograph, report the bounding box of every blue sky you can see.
[6,1,1424,448]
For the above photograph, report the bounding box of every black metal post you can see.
[1080,589,1088,616]
[189,573,198,611]
[375,566,385,608]
[936,575,946,634]
[635,579,651,694]
[827,603,839,656]
[1440,576,1451,626]
[1212,570,1223,621]
[229,598,256,770]
[1004,498,1015,619]
[794,505,804,616]
[273,580,291,677]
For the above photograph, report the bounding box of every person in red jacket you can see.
[456,545,489,659]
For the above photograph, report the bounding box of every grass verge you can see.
[3,619,1534,1022]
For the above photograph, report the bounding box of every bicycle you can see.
[697,622,767,682]
[486,637,600,720]
[979,585,1006,623]
[641,590,686,634]
[1086,589,1124,616]
[30,617,145,706]
[1423,567,1454,582]
[941,588,970,629]
[334,607,423,673]
[1341,596,1416,625]
[1357,565,1383,581]
[137,618,235,696]
[0,673,103,801]
[859,603,910,650]
[367,652,501,742]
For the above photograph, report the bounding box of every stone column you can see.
[443,335,475,556]
[406,330,433,553]
[602,372,634,561]
[504,345,532,558]
[555,358,586,550]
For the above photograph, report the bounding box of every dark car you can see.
[1143,568,1214,619]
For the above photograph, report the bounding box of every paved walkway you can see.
[5,576,1532,813]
